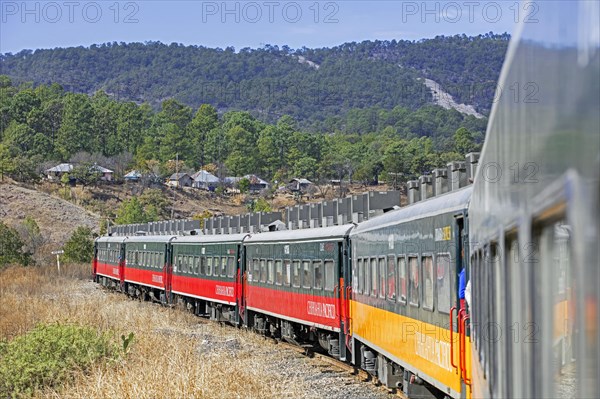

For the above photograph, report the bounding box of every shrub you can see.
[0,323,119,397]
[0,222,31,267]
[63,226,94,263]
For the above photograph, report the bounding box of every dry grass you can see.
[0,265,309,398]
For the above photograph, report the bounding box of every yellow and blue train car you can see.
[349,186,473,398]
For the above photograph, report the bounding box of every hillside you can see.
[0,33,509,126]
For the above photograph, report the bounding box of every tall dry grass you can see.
[0,265,309,398]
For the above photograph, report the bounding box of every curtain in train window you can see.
[423,256,434,310]
[260,259,267,283]
[370,258,377,297]
[357,259,364,294]
[302,260,312,289]
[409,257,419,306]
[398,256,407,303]
[221,257,228,277]
[436,254,451,313]
[292,260,301,287]
[267,259,274,284]
[324,260,335,291]
[227,257,235,278]
[378,257,386,298]
[275,260,283,285]
[284,260,291,286]
[251,259,259,281]
[200,257,206,275]
[207,257,213,276]
[313,261,323,289]
[387,256,396,301]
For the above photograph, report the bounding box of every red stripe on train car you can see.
[245,285,340,330]
[171,274,236,305]
[123,267,166,289]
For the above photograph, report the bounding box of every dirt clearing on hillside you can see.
[0,265,388,399]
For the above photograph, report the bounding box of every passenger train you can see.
[93,2,598,397]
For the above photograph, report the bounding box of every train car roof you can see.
[171,233,249,244]
[351,186,472,236]
[96,235,127,243]
[124,235,177,243]
[245,224,354,244]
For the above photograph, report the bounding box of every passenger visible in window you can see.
[459,265,467,311]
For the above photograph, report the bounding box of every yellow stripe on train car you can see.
[351,300,471,397]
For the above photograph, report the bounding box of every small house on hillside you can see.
[168,173,192,187]
[90,163,114,181]
[46,163,73,180]
[124,170,142,182]
[192,170,219,190]
[225,174,270,193]
[288,178,313,192]
[245,175,270,192]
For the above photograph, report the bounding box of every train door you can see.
[339,238,351,362]
[235,243,245,326]
[163,243,173,304]
[92,241,98,280]
[118,243,126,288]
[453,213,471,397]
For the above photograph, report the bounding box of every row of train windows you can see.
[98,248,120,263]
[354,254,452,313]
[250,259,336,291]
[174,255,236,278]
[126,250,163,269]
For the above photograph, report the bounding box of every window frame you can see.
[324,259,335,292]
[378,256,386,299]
[386,254,397,302]
[408,255,420,307]
[259,259,267,283]
[267,259,274,284]
[302,260,312,289]
[435,252,452,314]
[422,253,434,311]
[313,260,323,290]
[370,257,378,297]
[292,260,301,288]
[275,259,283,286]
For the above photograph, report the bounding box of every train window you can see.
[221,257,227,277]
[227,257,235,278]
[436,254,451,313]
[422,256,434,311]
[207,257,213,276]
[199,257,206,275]
[408,256,419,306]
[324,260,335,291]
[357,259,363,294]
[267,259,274,284]
[275,260,283,285]
[364,258,370,295]
[284,260,291,286]
[370,258,377,297]
[251,259,259,282]
[398,256,407,304]
[260,259,267,283]
[387,255,396,301]
[378,257,386,299]
[313,261,323,290]
[302,261,312,289]
[292,261,301,287]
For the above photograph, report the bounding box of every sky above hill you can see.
[1,1,520,53]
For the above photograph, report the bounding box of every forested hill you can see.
[1,33,509,128]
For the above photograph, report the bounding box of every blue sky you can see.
[1,1,519,54]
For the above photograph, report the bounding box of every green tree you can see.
[0,144,14,181]
[188,104,219,167]
[56,93,94,158]
[453,127,478,155]
[63,226,94,263]
[238,177,250,194]
[0,221,31,267]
